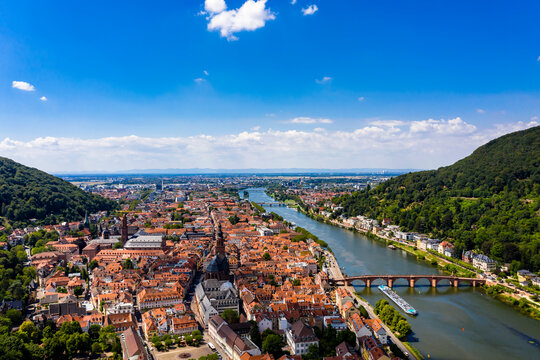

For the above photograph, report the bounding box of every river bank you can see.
[267,191,540,320]
[322,248,420,360]
[251,188,540,359]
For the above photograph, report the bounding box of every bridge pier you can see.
[453,279,459,287]
[409,278,415,288]
[387,279,393,288]
[431,278,437,287]
[365,279,371,288]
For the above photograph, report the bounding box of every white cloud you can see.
[537,55,540,62]
[194,78,206,83]
[287,117,333,124]
[409,117,477,135]
[358,96,365,101]
[302,4,318,15]
[206,0,275,41]
[476,108,485,114]
[531,116,538,121]
[204,70,209,76]
[1,119,536,173]
[251,126,261,131]
[369,120,404,127]
[291,0,297,4]
[12,81,36,92]
[315,76,332,84]
[205,0,227,14]
[40,96,48,102]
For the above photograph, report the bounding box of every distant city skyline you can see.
[1,0,539,172]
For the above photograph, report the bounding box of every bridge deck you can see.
[331,274,485,288]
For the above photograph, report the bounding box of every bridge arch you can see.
[435,278,452,287]
[349,279,368,287]
[391,277,410,287]
[411,277,432,287]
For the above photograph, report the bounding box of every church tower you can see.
[214,223,225,255]
[121,214,128,245]
[204,220,230,281]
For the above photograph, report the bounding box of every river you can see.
[243,188,540,360]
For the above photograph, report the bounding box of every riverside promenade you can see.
[322,249,417,360]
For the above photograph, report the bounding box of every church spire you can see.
[215,222,225,255]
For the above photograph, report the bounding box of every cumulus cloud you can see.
[287,117,333,124]
[0,119,536,173]
[302,4,318,15]
[409,117,477,135]
[315,76,332,84]
[40,96,48,102]
[12,81,36,92]
[206,0,275,41]
[205,0,227,13]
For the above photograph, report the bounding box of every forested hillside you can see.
[333,126,540,272]
[0,157,116,225]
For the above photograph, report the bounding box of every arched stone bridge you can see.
[330,275,486,288]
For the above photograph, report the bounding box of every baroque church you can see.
[204,221,230,281]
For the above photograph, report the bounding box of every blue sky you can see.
[0,0,539,172]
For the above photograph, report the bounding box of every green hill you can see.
[0,157,116,225]
[333,126,540,272]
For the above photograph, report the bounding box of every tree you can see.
[165,338,173,348]
[89,324,101,341]
[123,258,134,269]
[335,329,356,347]
[18,320,39,343]
[396,320,411,338]
[228,215,240,225]
[24,342,46,360]
[88,260,99,270]
[304,344,319,360]
[292,278,301,286]
[113,241,123,249]
[73,286,84,298]
[262,252,271,261]
[91,342,102,354]
[261,328,276,343]
[358,305,369,318]
[222,309,239,324]
[249,322,262,347]
[5,310,22,326]
[262,334,285,358]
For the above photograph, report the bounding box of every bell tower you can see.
[215,222,225,255]
[121,214,128,245]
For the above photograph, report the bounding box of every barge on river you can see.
[378,285,417,316]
